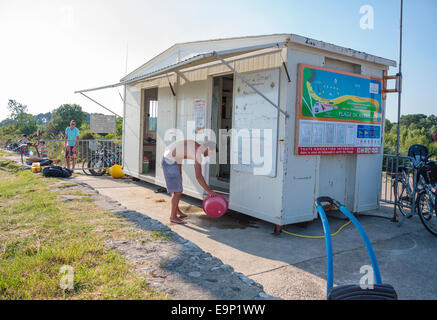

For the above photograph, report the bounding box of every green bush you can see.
[79,130,96,140]
[384,115,437,155]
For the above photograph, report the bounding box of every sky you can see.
[0,0,436,122]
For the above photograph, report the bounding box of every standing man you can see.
[162,140,217,224]
[64,120,80,170]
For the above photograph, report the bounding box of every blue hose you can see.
[316,204,333,297]
[316,197,383,298]
[338,205,382,285]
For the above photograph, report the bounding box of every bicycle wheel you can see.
[392,178,411,216]
[417,191,437,236]
[89,158,107,176]
[81,159,92,175]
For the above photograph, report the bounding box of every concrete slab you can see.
[75,174,437,300]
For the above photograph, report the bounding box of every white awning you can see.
[74,41,287,94]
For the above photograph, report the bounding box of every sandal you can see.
[170,218,187,225]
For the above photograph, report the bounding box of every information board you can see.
[194,98,207,134]
[296,64,383,155]
[90,114,116,134]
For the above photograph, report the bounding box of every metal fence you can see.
[43,139,122,172]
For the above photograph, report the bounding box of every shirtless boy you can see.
[162,140,217,224]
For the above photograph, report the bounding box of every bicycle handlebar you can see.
[404,155,434,170]
[425,154,436,161]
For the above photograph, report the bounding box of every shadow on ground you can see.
[77,173,437,300]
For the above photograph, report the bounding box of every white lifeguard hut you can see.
[76,33,396,229]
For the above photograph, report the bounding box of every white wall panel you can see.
[123,86,142,176]
[154,86,177,187]
[281,46,324,224]
[176,80,210,198]
[353,64,386,212]
[229,68,287,225]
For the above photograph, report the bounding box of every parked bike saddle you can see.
[408,144,429,162]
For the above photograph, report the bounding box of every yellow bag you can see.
[31,162,41,173]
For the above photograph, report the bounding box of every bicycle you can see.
[416,160,437,236]
[391,162,415,217]
[391,144,437,236]
[81,157,93,175]
[5,141,20,152]
[87,146,122,176]
[80,141,102,175]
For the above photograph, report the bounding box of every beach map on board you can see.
[296,64,383,155]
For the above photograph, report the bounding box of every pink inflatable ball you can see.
[202,194,229,218]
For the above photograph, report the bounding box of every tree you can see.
[51,104,86,129]
[428,115,437,127]
[34,112,52,125]
[384,119,392,133]
[0,118,14,128]
[43,104,86,138]
[7,99,28,120]
[15,113,38,136]
[384,114,437,156]
[429,142,437,155]
[116,117,123,137]
[43,120,64,139]
[4,99,37,136]
[400,114,427,128]
[430,125,437,142]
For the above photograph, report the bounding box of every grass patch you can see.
[57,182,77,188]
[0,159,23,173]
[150,231,172,241]
[65,190,95,197]
[0,158,169,300]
